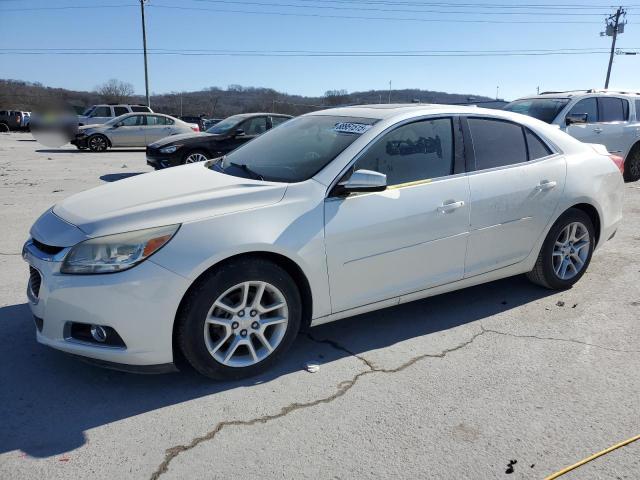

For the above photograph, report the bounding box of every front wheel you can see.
[527,208,595,290]
[87,134,109,152]
[182,150,209,164]
[176,258,302,380]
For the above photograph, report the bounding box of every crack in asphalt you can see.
[482,327,640,354]
[149,328,488,480]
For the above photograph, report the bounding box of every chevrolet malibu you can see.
[23,105,624,379]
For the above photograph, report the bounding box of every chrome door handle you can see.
[536,180,557,191]
[593,127,603,133]
[437,200,465,214]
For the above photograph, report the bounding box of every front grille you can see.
[32,238,64,255]
[29,266,42,299]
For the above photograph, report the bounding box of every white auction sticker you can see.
[333,122,372,135]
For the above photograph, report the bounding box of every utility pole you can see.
[140,0,150,107]
[496,86,499,100]
[603,6,626,89]
[388,80,392,104]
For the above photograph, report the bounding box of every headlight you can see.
[61,224,180,274]
[160,145,180,154]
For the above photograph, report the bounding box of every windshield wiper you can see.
[228,161,264,181]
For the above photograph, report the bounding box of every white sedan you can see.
[23,105,624,379]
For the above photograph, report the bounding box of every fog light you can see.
[90,325,107,343]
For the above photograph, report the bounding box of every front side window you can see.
[598,97,628,122]
[353,118,454,186]
[636,100,640,121]
[242,117,268,135]
[468,118,527,170]
[207,115,244,134]
[217,115,378,182]
[92,106,112,117]
[567,98,598,123]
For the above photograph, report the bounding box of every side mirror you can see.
[565,113,588,126]
[234,128,245,137]
[335,169,387,195]
[112,122,121,129]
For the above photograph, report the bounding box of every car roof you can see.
[512,89,640,101]
[306,103,504,121]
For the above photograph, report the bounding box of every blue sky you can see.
[0,0,639,101]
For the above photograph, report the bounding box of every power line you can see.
[147,4,604,23]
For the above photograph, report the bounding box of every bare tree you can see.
[324,89,349,106]
[95,79,135,104]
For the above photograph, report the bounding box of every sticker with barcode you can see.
[333,122,372,134]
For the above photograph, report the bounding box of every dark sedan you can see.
[146,113,292,169]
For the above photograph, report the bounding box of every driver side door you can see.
[108,115,146,147]
[324,117,470,312]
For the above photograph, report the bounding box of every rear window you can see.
[503,98,570,123]
[131,106,151,113]
[468,118,527,170]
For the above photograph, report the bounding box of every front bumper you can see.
[22,239,190,368]
[146,147,182,170]
[70,134,88,148]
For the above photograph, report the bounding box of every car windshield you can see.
[503,98,570,123]
[82,107,95,116]
[207,115,244,134]
[212,115,378,183]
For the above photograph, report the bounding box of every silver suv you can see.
[78,104,152,126]
[504,89,640,181]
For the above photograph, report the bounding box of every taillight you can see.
[191,125,199,132]
[609,154,624,175]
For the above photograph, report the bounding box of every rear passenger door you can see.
[144,115,174,144]
[464,117,566,277]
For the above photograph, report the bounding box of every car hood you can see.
[49,163,287,240]
[149,132,225,148]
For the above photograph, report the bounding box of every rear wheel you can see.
[177,258,302,380]
[182,150,209,164]
[527,208,595,290]
[623,146,640,182]
[0,123,9,133]
[88,134,109,152]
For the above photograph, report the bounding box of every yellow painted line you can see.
[544,434,640,480]
[386,178,433,190]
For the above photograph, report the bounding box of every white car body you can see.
[23,105,623,371]
[504,89,640,179]
[78,104,153,126]
[77,112,198,148]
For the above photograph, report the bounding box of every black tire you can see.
[527,208,595,290]
[87,134,109,152]
[0,123,9,133]
[181,149,209,165]
[623,145,640,182]
[176,258,302,380]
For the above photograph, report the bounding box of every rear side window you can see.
[525,129,552,160]
[354,118,454,186]
[131,106,151,112]
[637,100,640,121]
[598,97,628,122]
[271,116,290,128]
[113,107,128,116]
[468,118,527,170]
[567,98,597,123]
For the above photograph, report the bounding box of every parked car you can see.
[23,105,623,379]
[0,110,30,131]
[78,104,152,126]
[504,89,640,181]
[178,115,206,131]
[202,118,223,131]
[71,112,199,152]
[146,113,291,169]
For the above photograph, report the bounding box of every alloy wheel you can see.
[89,136,107,151]
[203,281,289,367]
[552,221,590,280]
[185,153,208,163]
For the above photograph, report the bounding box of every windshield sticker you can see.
[333,122,372,135]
